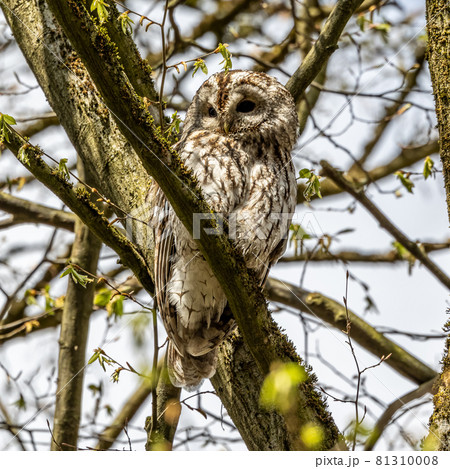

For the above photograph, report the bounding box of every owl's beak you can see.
[222,117,233,134]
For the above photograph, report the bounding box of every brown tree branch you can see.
[145,364,181,451]
[320,160,450,289]
[426,0,450,223]
[279,239,450,263]
[297,139,439,203]
[51,208,102,450]
[364,376,437,450]
[266,277,437,385]
[425,1,450,446]
[0,191,76,231]
[286,0,365,104]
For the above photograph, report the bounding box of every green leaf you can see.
[0,113,16,144]
[107,294,124,319]
[392,241,413,262]
[118,12,134,35]
[165,111,182,138]
[373,22,391,34]
[299,168,312,179]
[192,59,208,77]
[260,362,307,414]
[217,43,232,72]
[43,285,55,312]
[13,394,27,411]
[395,171,414,194]
[423,156,434,180]
[88,350,101,365]
[91,0,110,24]
[88,383,102,395]
[17,144,30,165]
[289,223,310,241]
[298,168,322,201]
[25,290,38,306]
[94,288,113,308]
[60,266,93,288]
[111,368,121,383]
[2,114,16,126]
[58,158,70,180]
[356,14,368,32]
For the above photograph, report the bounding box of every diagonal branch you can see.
[297,139,439,203]
[266,278,437,385]
[286,0,365,104]
[320,160,450,290]
[2,129,155,295]
[364,376,437,450]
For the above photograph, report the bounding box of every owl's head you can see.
[182,70,298,147]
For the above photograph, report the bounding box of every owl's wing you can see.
[151,184,184,354]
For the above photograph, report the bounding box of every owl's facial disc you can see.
[203,92,265,135]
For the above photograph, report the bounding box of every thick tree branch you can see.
[51,204,101,450]
[425,2,450,446]
[426,0,450,223]
[101,2,159,121]
[145,364,181,451]
[279,239,450,263]
[424,316,450,451]
[0,191,75,231]
[266,278,437,385]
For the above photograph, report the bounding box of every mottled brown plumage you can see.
[151,70,298,388]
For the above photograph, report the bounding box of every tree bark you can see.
[410,1,450,449]
[51,174,102,450]
[426,0,450,223]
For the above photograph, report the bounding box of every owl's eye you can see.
[208,107,217,118]
[236,100,256,113]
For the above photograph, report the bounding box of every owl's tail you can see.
[167,341,218,390]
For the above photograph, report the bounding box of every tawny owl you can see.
[151,70,298,388]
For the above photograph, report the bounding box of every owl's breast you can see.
[179,131,249,212]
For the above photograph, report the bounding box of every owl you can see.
[151,70,298,388]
